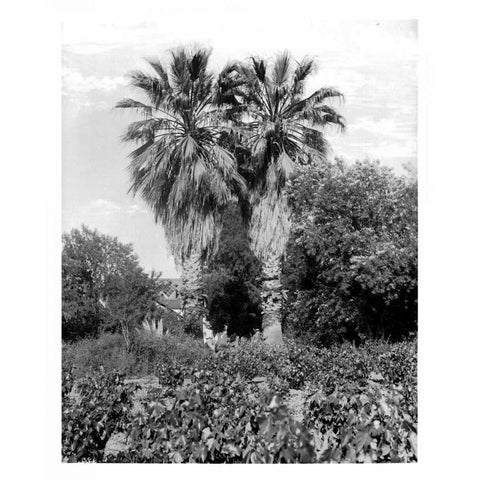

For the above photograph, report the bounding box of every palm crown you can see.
[116,47,246,261]
[220,52,345,257]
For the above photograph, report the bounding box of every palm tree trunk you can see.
[180,252,215,350]
[260,252,283,344]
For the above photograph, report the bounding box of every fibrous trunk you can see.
[260,251,283,344]
[180,252,216,350]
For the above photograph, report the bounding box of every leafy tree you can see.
[62,225,160,344]
[219,52,345,343]
[202,204,262,337]
[282,159,417,345]
[116,47,246,344]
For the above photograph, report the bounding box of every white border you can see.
[4,0,479,479]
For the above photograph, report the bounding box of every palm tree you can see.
[116,47,246,346]
[220,52,345,344]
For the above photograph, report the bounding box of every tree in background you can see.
[116,47,246,345]
[283,159,417,346]
[202,204,262,338]
[62,225,160,345]
[219,52,345,344]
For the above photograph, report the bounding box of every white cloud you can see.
[366,140,417,160]
[350,116,416,140]
[125,204,149,215]
[86,199,122,215]
[63,67,127,94]
[81,199,149,217]
[62,43,124,56]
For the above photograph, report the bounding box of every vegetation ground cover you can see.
[62,333,416,463]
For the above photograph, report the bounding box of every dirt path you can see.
[285,388,325,457]
[285,388,308,423]
[104,375,159,459]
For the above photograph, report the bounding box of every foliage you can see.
[219,52,345,259]
[305,378,417,463]
[110,369,314,463]
[202,204,262,337]
[63,334,138,378]
[62,332,210,380]
[62,370,139,462]
[311,340,417,413]
[117,47,246,262]
[216,337,319,390]
[283,159,417,345]
[62,225,160,343]
[62,336,416,463]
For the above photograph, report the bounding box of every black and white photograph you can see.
[6,0,480,477]
[60,10,418,464]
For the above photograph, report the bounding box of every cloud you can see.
[62,66,128,116]
[82,199,149,217]
[63,43,125,56]
[125,204,149,215]
[350,116,416,140]
[366,140,417,160]
[86,199,122,215]
[63,67,128,94]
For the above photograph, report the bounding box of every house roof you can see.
[158,278,181,297]
[159,298,182,310]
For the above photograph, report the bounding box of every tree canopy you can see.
[116,46,247,262]
[283,159,417,345]
[62,225,160,342]
[219,52,345,258]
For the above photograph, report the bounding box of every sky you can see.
[62,15,417,278]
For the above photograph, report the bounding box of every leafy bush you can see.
[64,333,416,408]
[110,369,314,463]
[202,205,262,337]
[62,337,417,463]
[283,159,417,346]
[62,334,137,378]
[62,371,139,462]
[63,332,212,380]
[62,225,161,343]
[305,378,417,463]
[213,336,320,390]
[312,340,417,403]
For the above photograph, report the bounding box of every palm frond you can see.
[119,46,247,261]
[221,53,345,259]
[128,71,166,108]
[297,105,346,131]
[144,58,171,90]
[115,98,154,117]
[285,86,344,118]
[272,51,291,87]
[249,192,291,260]
[276,150,295,181]
[188,48,211,81]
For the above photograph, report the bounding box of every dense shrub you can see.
[216,337,321,390]
[62,370,139,462]
[305,378,417,463]
[62,336,417,463]
[62,226,161,343]
[63,332,211,380]
[62,334,137,378]
[64,332,416,405]
[283,159,417,346]
[202,205,262,337]
[312,340,417,406]
[110,369,314,463]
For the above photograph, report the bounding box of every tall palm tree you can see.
[220,52,345,344]
[116,47,246,346]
